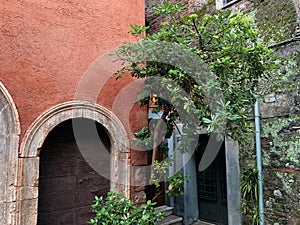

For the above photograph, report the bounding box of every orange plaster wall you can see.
[0,0,146,140]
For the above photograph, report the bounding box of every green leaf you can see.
[203,118,212,124]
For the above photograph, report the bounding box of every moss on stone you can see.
[278,50,300,87]
[261,117,300,222]
[195,0,217,18]
[253,0,297,44]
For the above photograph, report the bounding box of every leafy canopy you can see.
[115,1,278,143]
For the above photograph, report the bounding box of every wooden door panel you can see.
[37,119,110,225]
[38,210,75,225]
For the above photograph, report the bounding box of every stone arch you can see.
[292,0,300,20]
[0,81,20,225]
[17,100,130,225]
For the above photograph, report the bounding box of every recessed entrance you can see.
[37,119,111,225]
[196,135,228,225]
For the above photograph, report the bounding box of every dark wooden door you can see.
[37,119,111,225]
[196,135,228,225]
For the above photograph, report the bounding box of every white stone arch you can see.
[292,0,300,20]
[0,81,20,225]
[17,100,130,225]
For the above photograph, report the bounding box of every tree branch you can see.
[192,18,203,50]
[152,111,168,165]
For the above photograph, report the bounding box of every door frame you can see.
[180,136,242,225]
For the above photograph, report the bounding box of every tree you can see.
[114,1,278,188]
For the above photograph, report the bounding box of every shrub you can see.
[240,167,260,225]
[89,190,164,225]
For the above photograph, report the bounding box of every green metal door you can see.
[196,135,228,225]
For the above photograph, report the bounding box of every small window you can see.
[216,0,240,9]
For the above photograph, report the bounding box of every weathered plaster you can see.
[0,0,145,140]
[1,1,148,221]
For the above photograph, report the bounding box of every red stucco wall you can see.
[0,0,146,140]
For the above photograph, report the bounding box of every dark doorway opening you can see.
[37,119,111,225]
[196,135,228,225]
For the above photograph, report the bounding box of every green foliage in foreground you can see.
[89,190,164,225]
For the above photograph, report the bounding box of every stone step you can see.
[155,205,174,217]
[158,214,183,225]
[191,220,216,225]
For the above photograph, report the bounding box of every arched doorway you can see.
[18,101,130,225]
[0,82,20,224]
[37,118,111,225]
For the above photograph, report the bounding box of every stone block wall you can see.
[259,42,300,225]
[145,0,300,224]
